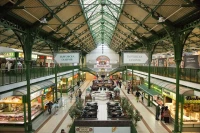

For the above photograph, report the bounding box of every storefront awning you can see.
[145,78,194,96]
[14,80,55,95]
[138,85,160,96]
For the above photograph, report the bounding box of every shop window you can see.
[165,96,172,103]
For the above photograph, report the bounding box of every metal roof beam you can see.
[0,34,15,44]
[48,11,84,36]
[107,0,158,36]
[130,0,174,28]
[33,0,76,27]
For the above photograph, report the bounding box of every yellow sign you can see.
[3,52,15,57]
[163,89,176,100]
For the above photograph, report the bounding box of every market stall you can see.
[0,80,55,124]
[137,84,162,106]
[147,78,200,132]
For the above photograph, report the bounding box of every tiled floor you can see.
[34,80,178,133]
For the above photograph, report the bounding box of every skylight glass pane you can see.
[92,24,101,30]
[84,0,95,5]
[89,16,101,24]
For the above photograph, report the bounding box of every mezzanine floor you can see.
[32,80,196,133]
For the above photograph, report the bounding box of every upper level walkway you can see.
[0,66,79,86]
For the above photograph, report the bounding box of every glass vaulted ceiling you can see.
[80,0,124,46]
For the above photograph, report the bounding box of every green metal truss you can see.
[33,0,76,27]
[38,0,94,52]
[130,0,174,28]
[81,0,124,46]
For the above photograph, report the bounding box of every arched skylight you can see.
[80,0,124,46]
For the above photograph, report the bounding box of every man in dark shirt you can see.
[135,90,141,102]
[47,101,53,114]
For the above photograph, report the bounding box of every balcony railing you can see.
[0,66,79,86]
[127,66,200,84]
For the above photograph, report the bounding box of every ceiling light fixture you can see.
[158,17,165,23]
[134,36,139,40]
[40,18,47,24]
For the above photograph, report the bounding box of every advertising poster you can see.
[151,59,155,66]
[184,55,200,69]
[158,58,167,67]
[167,57,176,67]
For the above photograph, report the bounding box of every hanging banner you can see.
[94,64,112,68]
[54,52,80,64]
[123,52,149,64]
[184,55,200,69]
[158,58,167,67]
[167,57,176,67]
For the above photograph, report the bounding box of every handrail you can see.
[0,66,79,86]
[127,66,200,84]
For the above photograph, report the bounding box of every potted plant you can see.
[132,110,142,126]
[69,100,84,120]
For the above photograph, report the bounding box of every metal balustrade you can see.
[0,66,79,86]
[127,66,200,84]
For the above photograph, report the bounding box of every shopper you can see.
[163,106,170,123]
[69,92,73,102]
[78,89,82,99]
[61,129,66,133]
[77,81,80,86]
[135,90,141,102]
[118,80,122,88]
[127,82,131,94]
[75,90,79,102]
[161,104,165,121]
[141,92,144,103]
[155,104,161,120]
[109,93,113,100]
[54,100,59,115]
[46,101,53,114]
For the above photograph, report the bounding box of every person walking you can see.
[109,93,113,100]
[127,82,131,94]
[141,92,144,103]
[135,90,141,102]
[46,101,53,114]
[75,91,79,103]
[78,89,82,99]
[69,92,73,103]
[161,104,165,121]
[61,129,66,133]
[155,104,161,120]
[163,106,170,124]
[118,80,122,88]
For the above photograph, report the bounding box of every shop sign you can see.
[44,88,51,94]
[38,55,46,59]
[19,53,24,58]
[31,91,42,100]
[94,64,112,68]
[75,127,93,133]
[0,96,22,103]
[163,89,176,100]
[46,56,53,60]
[32,54,37,59]
[3,52,15,58]
[54,52,80,64]
[184,96,200,103]
[123,52,149,64]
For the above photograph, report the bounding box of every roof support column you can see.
[146,43,157,107]
[15,28,37,133]
[53,44,59,101]
[165,27,192,133]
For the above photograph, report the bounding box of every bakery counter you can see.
[183,122,200,125]
[182,122,200,132]
[0,109,42,124]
